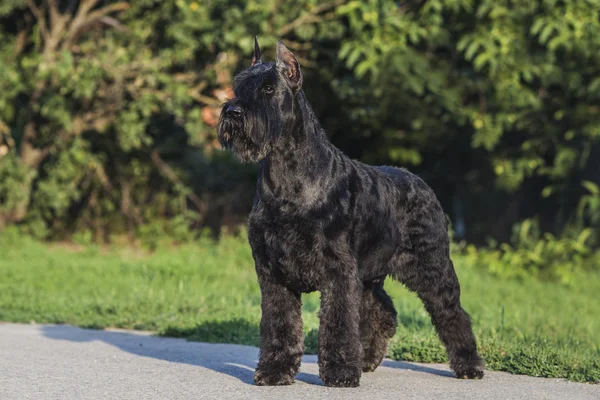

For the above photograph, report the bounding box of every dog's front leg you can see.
[318,273,362,387]
[253,276,304,386]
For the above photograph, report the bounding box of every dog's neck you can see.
[258,91,342,207]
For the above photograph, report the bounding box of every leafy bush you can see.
[456,225,598,285]
[455,182,600,283]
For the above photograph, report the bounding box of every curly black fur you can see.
[217,38,484,388]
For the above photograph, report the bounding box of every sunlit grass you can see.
[0,231,598,382]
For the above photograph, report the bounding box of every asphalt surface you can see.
[0,323,597,400]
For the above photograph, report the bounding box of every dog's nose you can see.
[225,104,243,117]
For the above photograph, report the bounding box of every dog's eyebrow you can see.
[233,76,263,95]
[233,64,276,94]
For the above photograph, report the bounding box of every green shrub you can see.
[1,0,600,245]
[452,181,600,284]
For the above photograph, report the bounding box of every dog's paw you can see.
[361,360,380,373]
[451,357,485,379]
[361,351,386,372]
[253,368,295,386]
[320,364,361,387]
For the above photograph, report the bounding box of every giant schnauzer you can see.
[217,38,484,388]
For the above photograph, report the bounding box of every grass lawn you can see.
[0,231,598,383]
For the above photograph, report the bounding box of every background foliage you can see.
[0,0,599,277]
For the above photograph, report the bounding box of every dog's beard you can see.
[217,107,280,163]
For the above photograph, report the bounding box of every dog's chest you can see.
[251,210,328,292]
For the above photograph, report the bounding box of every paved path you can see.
[0,323,597,400]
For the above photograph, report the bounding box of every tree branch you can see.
[62,2,130,51]
[85,2,130,23]
[119,179,143,226]
[47,0,61,28]
[42,0,71,60]
[15,27,29,55]
[188,93,222,106]
[70,105,120,135]
[27,0,48,40]
[98,16,128,32]
[186,80,221,106]
[0,120,14,149]
[278,0,345,36]
[60,0,100,51]
[150,150,207,216]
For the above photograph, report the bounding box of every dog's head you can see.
[217,38,303,163]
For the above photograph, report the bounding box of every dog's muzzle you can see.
[217,105,244,150]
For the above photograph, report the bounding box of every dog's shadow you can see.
[41,320,452,387]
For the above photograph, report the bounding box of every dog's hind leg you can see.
[360,278,397,372]
[398,239,484,379]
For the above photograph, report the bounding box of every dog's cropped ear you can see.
[276,40,302,92]
[251,36,262,67]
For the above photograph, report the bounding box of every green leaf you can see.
[582,181,600,195]
[538,24,555,44]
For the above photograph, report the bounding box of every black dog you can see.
[217,38,484,387]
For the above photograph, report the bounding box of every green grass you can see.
[0,231,598,383]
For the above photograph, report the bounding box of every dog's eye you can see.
[262,85,274,94]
